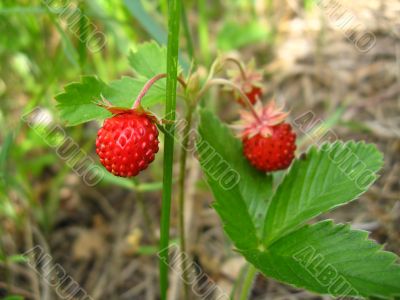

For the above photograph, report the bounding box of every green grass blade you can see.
[159,0,182,299]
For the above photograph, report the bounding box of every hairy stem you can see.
[225,57,247,80]
[195,78,261,123]
[133,73,187,109]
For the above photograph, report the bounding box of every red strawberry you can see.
[237,86,262,106]
[243,123,296,172]
[234,101,296,172]
[96,109,159,177]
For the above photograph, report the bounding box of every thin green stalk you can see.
[230,264,248,299]
[178,105,194,300]
[159,0,182,299]
[239,264,257,300]
[178,3,196,299]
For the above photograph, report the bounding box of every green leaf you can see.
[128,41,168,78]
[97,167,164,192]
[128,41,182,86]
[242,220,400,299]
[55,76,166,126]
[198,125,258,250]
[55,76,110,126]
[108,76,166,108]
[55,42,178,126]
[263,141,383,245]
[197,109,273,242]
[208,178,259,250]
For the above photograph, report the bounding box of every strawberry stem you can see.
[224,57,247,80]
[195,78,262,123]
[206,56,247,83]
[132,73,187,109]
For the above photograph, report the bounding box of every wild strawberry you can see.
[228,60,263,106]
[96,108,159,177]
[234,101,296,172]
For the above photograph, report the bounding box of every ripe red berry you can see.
[243,123,296,172]
[235,100,296,172]
[96,110,159,177]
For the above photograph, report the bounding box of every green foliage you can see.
[128,41,168,78]
[242,220,400,299]
[99,170,164,192]
[55,76,109,126]
[198,109,273,237]
[263,141,384,245]
[55,42,176,126]
[197,109,400,299]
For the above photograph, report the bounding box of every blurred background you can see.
[0,0,399,299]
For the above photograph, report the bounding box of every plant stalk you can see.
[133,73,187,109]
[239,264,257,300]
[194,78,262,123]
[178,105,194,300]
[225,57,247,80]
[159,0,182,299]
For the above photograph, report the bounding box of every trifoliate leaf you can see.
[55,76,110,126]
[128,41,182,77]
[55,75,165,126]
[128,41,168,78]
[55,41,178,126]
[242,220,400,299]
[263,141,384,245]
[107,76,166,108]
